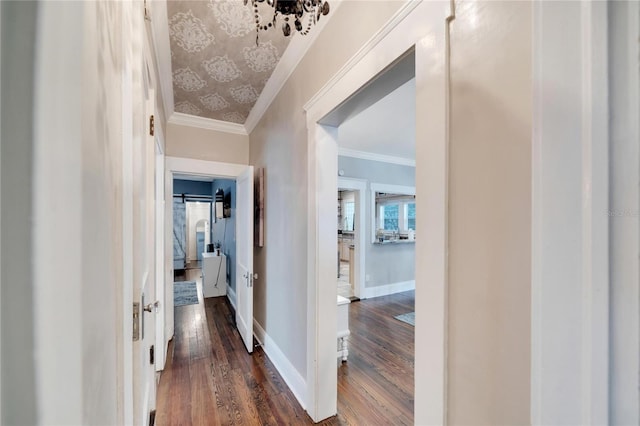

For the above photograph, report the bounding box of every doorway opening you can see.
[337,180,366,301]
[304,2,451,421]
[329,52,417,422]
[163,157,254,359]
[337,189,357,300]
[170,175,241,314]
[172,177,213,276]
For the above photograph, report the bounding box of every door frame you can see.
[531,1,615,422]
[164,156,251,343]
[303,1,452,422]
[154,137,166,371]
[234,166,255,353]
[337,177,366,299]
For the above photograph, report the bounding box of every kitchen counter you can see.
[373,239,415,245]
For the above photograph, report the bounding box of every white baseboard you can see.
[226,284,237,311]
[253,320,307,410]
[362,280,415,299]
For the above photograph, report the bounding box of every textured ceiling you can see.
[167,0,292,124]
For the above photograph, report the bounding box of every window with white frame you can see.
[370,184,416,243]
[377,198,415,231]
[406,202,416,231]
[343,201,355,231]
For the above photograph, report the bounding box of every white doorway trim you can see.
[154,139,166,371]
[338,177,366,299]
[303,1,452,422]
[164,156,248,343]
[531,1,610,423]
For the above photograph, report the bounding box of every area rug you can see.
[174,281,199,307]
[394,312,415,326]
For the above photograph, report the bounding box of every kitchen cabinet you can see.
[339,234,354,262]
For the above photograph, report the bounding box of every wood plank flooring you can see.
[156,269,414,425]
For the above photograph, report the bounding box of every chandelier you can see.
[246,0,330,39]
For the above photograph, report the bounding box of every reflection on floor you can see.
[185,259,202,270]
[157,265,415,425]
[156,268,315,424]
[337,260,353,299]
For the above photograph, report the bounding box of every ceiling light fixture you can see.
[246,0,330,42]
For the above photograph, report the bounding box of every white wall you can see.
[7,1,161,424]
[30,1,132,423]
[167,122,249,165]
[532,1,610,424]
[447,1,532,423]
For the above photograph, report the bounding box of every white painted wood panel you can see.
[532,1,610,423]
[235,166,254,353]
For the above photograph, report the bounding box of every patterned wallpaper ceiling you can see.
[167,0,292,124]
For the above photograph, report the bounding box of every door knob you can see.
[144,300,160,313]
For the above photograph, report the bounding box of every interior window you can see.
[380,204,399,230]
[406,202,416,230]
[344,201,355,231]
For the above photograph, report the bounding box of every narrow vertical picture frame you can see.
[254,167,265,247]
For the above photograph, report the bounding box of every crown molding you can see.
[338,147,416,167]
[154,0,343,135]
[304,0,422,114]
[244,0,344,133]
[168,112,248,135]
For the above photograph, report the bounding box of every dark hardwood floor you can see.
[156,270,414,425]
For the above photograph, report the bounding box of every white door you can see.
[154,143,165,371]
[131,86,158,424]
[236,166,254,353]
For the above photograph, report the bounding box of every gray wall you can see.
[249,0,405,380]
[609,1,640,423]
[1,2,38,424]
[338,156,416,289]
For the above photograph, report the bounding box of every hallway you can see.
[156,270,310,424]
[156,269,414,425]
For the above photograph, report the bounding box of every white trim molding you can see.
[244,0,343,133]
[253,320,307,410]
[362,280,415,300]
[338,147,415,167]
[303,0,422,113]
[148,0,342,135]
[168,112,247,135]
[147,0,174,124]
[304,1,451,423]
[226,283,237,311]
[532,1,609,424]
